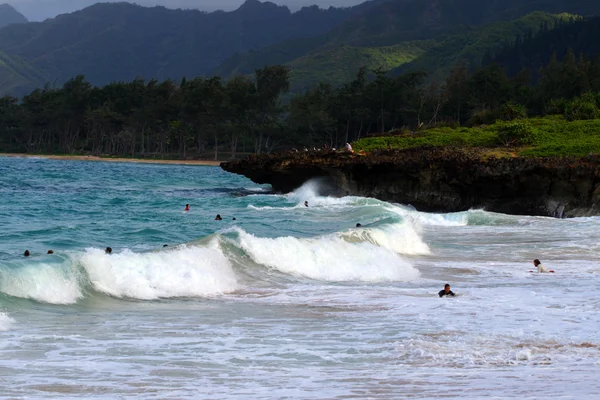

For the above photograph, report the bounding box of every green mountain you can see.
[0,0,364,96]
[215,0,600,91]
[393,12,581,77]
[0,4,27,28]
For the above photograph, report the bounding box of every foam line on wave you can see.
[0,258,84,304]
[229,227,420,283]
[338,222,430,255]
[79,240,238,300]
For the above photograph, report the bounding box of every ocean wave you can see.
[0,218,428,304]
[232,228,420,282]
[0,259,83,304]
[79,240,238,300]
[339,222,430,255]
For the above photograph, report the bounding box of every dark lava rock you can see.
[221,148,600,217]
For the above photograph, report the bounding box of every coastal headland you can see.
[221,148,600,217]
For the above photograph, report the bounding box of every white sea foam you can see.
[0,313,14,331]
[80,242,238,300]
[234,228,420,282]
[0,262,83,304]
[339,222,430,255]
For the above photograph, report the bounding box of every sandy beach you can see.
[0,153,222,166]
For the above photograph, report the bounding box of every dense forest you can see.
[2,21,600,160]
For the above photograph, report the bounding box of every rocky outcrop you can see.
[221,148,600,217]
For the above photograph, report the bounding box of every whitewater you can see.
[0,156,599,399]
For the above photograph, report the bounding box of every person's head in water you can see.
[215,214,222,221]
[105,247,112,254]
[439,283,455,297]
[533,259,541,267]
[185,204,190,211]
[163,244,169,247]
[232,217,236,221]
[47,250,54,254]
[356,223,362,228]
[304,201,309,207]
[24,250,30,257]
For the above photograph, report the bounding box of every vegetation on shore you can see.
[353,116,600,157]
[2,15,600,160]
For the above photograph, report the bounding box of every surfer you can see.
[439,284,455,298]
[185,204,190,211]
[47,250,54,254]
[356,223,362,228]
[24,250,30,257]
[105,247,112,254]
[304,201,309,207]
[215,214,223,221]
[533,259,554,273]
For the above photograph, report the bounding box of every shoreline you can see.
[0,153,223,166]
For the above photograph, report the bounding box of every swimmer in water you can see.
[215,214,223,221]
[185,204,190,211]
[47,250,54,254]
[439,284,455,297]
[24,250,30,257]
[105,247,112,254]
[304,201,309,207]
[533,259,554,273]
[356,223,362,228]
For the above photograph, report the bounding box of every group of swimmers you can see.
[439,259,555,298]
[184,204,236,221]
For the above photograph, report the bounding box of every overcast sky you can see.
[8,0,365,22]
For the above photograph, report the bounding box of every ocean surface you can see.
[0,156,599,399]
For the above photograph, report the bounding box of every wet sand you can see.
[0,153,222,166]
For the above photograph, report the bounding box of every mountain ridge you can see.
[0,3,28,28]
[0,0,371,95]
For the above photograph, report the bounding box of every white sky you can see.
[7,0,366,22]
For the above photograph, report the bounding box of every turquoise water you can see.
[1,156,600,398]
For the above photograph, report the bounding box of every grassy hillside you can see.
[0,51,45,96]
[353,116,600,157]
[288,42,433,92]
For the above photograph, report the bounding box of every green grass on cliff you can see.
[352,116,600,157]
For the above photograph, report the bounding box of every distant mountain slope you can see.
[394,12,580,77]
[490,16,600,77]
[215,0,600,81]
[0,0,367,95]
[218,12,579,94]
[288,41,433,92]
[0,4,27,28]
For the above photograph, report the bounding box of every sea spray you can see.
[0,312,15,331]
[233,228,420,282]
[79,241,238,300]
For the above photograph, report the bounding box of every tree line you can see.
[1,44,600,159]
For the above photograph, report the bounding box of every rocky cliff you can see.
[221,148,600,217]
